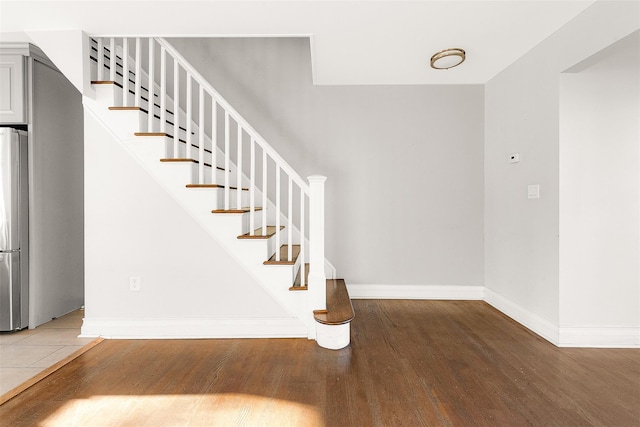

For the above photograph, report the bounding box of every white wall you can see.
[82,109,291,335]
[168,37,485,289]
[29,59,85,327]
[485,0,639,342]
[559,31,639,345]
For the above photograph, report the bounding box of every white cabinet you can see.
[0,54,27,124]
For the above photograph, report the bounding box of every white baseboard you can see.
[346,284,484,300]
[483,288,560,345]
[80,317,308,339]
[80,291,639,349]
[559,326,640,348]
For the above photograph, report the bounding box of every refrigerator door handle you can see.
[1,129,20,252]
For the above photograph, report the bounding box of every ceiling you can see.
[0,0,599,85]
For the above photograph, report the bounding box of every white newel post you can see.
[308,175,327,322]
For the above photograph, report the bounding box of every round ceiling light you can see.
[430,48,466,70]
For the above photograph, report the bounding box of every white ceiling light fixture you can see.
[430,48,466,70]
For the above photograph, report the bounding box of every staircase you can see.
[82,37,353,350]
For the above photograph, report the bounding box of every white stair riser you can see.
[98,109,147,138]
[112,90,214,163]
[126,135,165,159]
[93,84,115,107]
[136,162,254,218]
[316,322,350,350]
[125,136,241,187]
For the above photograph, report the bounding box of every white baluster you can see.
[224,112,230,210]
[288,177,293,261]
[250,138,255,235]
[97,38,104,81]
[186,75,192,158]
[276,166,281,261]
[173,61,179,158]
[160,46,167,134]
[109,38,115,82]
[300,189,306,286]
[198,85,205,184]
[262,150,267,236]
[147,38,155,132]
[154,38,308,194]
[122,38,129,106]
[211,100,217,183]
[308,175,327,311]
[236,123,243,211]
[134,38,141,107]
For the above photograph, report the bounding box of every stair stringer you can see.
[83,96,312,338]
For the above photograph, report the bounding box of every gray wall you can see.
[169,37,484,286]
[484,0,639,330]
[29,59,84,327]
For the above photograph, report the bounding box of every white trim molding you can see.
[484,288,560,345]
[559,326,640,348]
[347,284,484,300]
[80,317,308,339]
[0,42,58,71]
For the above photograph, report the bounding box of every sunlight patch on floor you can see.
[40,393,324,427]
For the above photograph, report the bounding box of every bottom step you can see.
[314,278,354,350]
[313,279,354,325]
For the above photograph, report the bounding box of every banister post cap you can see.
[307,175,327,183]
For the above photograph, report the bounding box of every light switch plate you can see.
[129,276,141,291]
[528,184,540,199]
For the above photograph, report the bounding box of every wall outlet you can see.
[129,276,141,291]
[528,184,540,199]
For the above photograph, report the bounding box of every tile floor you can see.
[0,309,94,395]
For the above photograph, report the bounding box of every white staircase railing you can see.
[88,36,326,305]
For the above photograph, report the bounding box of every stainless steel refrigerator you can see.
[0,127,29,331]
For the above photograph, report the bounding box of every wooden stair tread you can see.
[136,132,168,137]
[212,208,263,214]
[313,279,354,325]
[160,158,196,163]
[109,102,183,129]
[264,245,300,265]
[290,263,310,290]
[109,106,142,111]
[186,184,247,190]
[187,183,223,189]
[92,80,123,88]
[238,226,284,240]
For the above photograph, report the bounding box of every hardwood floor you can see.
[1,300,638,426]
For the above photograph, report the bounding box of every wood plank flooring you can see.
[1,300,638,426]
